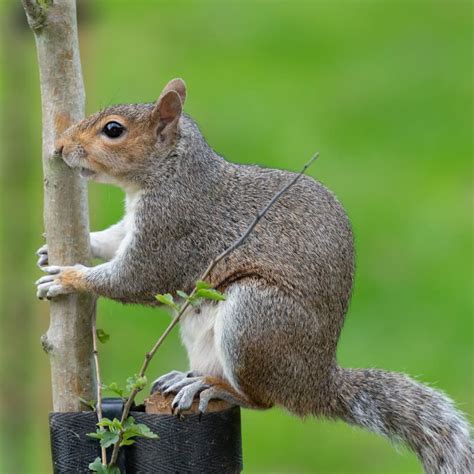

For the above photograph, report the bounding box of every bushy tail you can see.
[334,368,472,473]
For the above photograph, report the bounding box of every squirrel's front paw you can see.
[36,244,49,268]
[36,264,87,299]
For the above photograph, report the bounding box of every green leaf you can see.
[188,296,202,307]
[122,416,135,430]
[176,290,188,299]
[99,430,120,449]
[96,418,114,429]
[111,418,123,432]
[195,288,226,301]
[120,438,136,446]
[88,458,121,474]
[155,293,180,312]
[121,417,159,444]
[87,418,121,446]
[88,457,107,473]
[126,374,147,392]
[195,280,212,290]
[79,397,96,411]
[102,382,124,398]
[134,423,159,439]
[96,328,110,344]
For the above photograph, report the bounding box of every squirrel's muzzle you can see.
[54,144,64,157]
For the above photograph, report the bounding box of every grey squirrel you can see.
[36,78,472,473]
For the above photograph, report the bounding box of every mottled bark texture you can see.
[22,0,95,412]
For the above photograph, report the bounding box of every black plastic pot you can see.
[49,406,242,473]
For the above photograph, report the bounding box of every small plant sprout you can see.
[87,416,158,449]
[101,382,125,398]
[156,280,226,313]
[88,458,120,474]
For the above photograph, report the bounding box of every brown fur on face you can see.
[54,78,186,186]
[56,108,159,183]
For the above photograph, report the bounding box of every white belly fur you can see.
[180,303,224,378]
[179,301,241,394]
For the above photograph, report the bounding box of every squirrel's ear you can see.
[151,90,182,142]
[159,78,187,105]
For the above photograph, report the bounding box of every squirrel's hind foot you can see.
[151,371,261,416]
[151,369,201,395]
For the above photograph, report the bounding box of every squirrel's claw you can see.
[151,370,201,394]
[164,376,202,395]
[36,275,68,299]
[151,370,186,394]
[37,283,67,299]
[37,254,48,267]
[198,390,212,415]
[152,370,243,417]
[173,379,243,416]
[36,244,48,256]
[36,244,49,268]
[198,386,236,414]
[40,265,61,275]
[152,370,209,416]
[171,378,210,417]
[35,265,77,299]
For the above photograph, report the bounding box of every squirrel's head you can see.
[55,78,187,186]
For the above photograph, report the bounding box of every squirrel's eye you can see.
[102,121,125,138]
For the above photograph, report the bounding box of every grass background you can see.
[0,1,472,473]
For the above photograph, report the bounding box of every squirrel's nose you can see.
[54,139,64,157]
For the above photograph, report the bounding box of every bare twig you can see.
[91,318,107,465]
[109,152,319,466]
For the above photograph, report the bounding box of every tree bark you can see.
[22,0,96,412]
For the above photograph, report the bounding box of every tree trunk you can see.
[22,0,95,412]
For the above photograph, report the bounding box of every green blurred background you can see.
[0,0,472,473]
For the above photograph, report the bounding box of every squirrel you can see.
[36,78,472,473]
